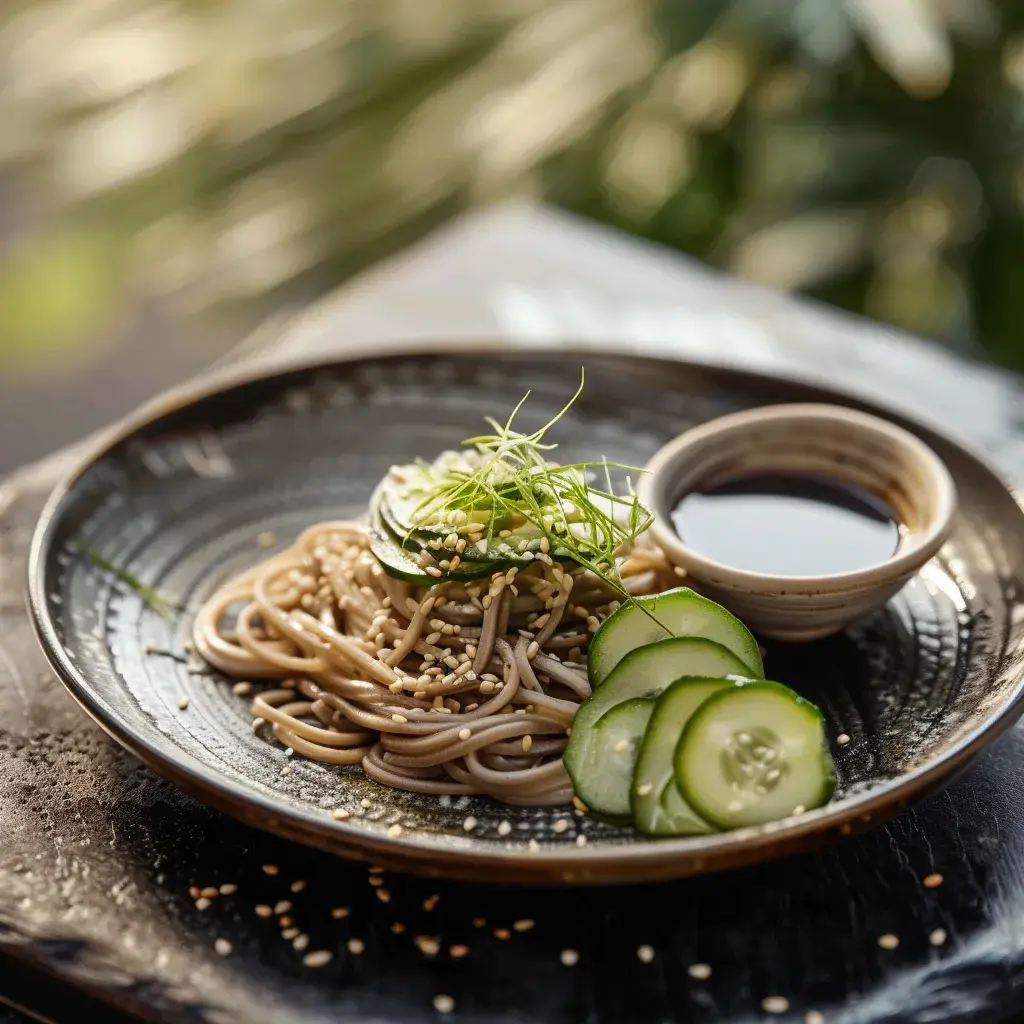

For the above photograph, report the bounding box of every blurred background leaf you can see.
[1,0,1023,387]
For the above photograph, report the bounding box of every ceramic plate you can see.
[28,350,1024,884]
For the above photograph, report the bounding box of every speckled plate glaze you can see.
[27,350,1024,885]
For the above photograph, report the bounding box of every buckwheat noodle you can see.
[193,521,675,806]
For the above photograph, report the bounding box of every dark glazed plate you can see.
[27,349,1024,884]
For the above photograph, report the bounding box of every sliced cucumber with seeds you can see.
[564,637,754,817]
[569,698,654,820]
[674,680,835,830]
[369,501,502,584]
[376,484,576,566]
[588,588,763,687]
[631,678,731,836]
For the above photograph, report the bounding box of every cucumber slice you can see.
[588,588,763,686]
[674,680,836,830]
[631,678,731,836]
[564,637,754,817]
[376,483,575,566]
[570,698,654,820]
[368,502,502,584]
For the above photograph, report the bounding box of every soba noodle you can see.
[193,520,676,806]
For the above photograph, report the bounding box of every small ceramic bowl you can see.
[638,403,958,641]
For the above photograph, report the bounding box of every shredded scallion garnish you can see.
[406,370,653,598]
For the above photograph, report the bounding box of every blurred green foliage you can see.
[2,0,1023,372]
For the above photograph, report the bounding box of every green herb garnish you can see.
[405,370,654,597]
[84,548,177,620]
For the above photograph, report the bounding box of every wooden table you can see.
[3,202,1024,1023]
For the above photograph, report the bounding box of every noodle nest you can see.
[193,521,675,806]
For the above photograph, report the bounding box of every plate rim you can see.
[26,343,1024,883]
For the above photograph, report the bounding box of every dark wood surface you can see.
[5,204,1024,1023]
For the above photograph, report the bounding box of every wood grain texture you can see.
[4,204,1024,1022]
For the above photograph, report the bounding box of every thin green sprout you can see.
[84,549,177,620]
[394,370,658,607]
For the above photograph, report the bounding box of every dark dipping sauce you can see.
[673,472,901,577]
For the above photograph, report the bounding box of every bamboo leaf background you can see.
[1,0,1023,373]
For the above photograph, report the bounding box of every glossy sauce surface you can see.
[672,472,900,576]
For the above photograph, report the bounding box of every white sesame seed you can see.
[762,996,790,1015]
[528,839,541,853]
[636,783,653,796]
[415,935,441,955]
[426,567,443,578]
[293,933,310,951]
[274,900,292,915]
[177,698,190,711]
[219,884,238,895]
[304,950,333,968]
[637,944,655,963]
[553,819,569,834]
[458,728,472,741]
[282,927,300,940]
[878,933,899,950]
[522,735,533,753]
[837,733,850,746]
[805,1012,825,1024]
[433,994,455,1015]
[332,808,350,821]
[347,938,365,955]
[514,919,535,932]
[497,820,512,836]
[688,963,712,980]
[463,816,478,832]
[575,834,587,847]
[392,713,408,724]
[929,928,947,947]
[388,823,404,838]
[560,949,579,966]
[231,681,252,696]
[255,904,273,918]
[215,938,233,956]
[360,798,372,809]
[331,907,350,919]
[195,897,211,911]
